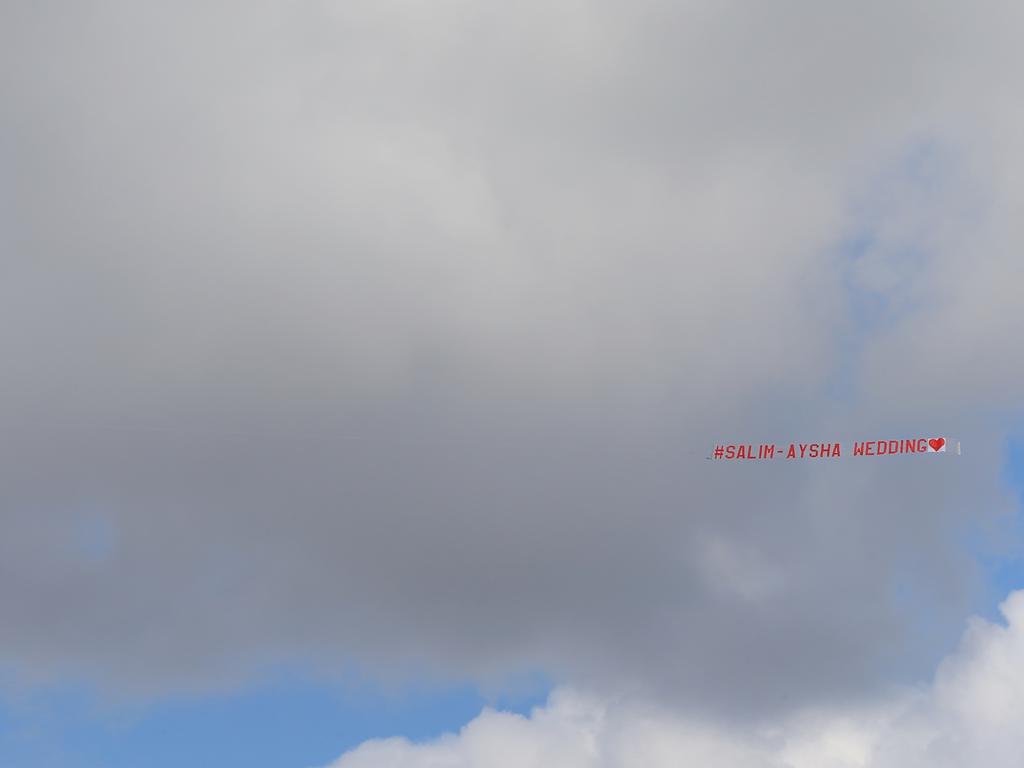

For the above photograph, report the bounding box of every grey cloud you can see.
[1,0,1023,717]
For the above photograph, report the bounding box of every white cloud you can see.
[326,591,1024,768]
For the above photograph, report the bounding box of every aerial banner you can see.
[709,437,960,461]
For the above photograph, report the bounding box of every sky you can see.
[3,1,1024,765]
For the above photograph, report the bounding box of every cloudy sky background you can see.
[3,1,1024,765]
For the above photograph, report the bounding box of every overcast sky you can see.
[3,1,1024,765]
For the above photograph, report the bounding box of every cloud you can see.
[326,591,1024,768]
[0,0,1022,716]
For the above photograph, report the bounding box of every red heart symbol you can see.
[929,437,945,452]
